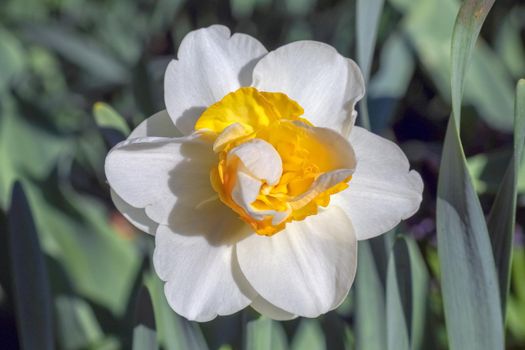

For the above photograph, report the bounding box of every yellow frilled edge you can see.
[195,87,351,236]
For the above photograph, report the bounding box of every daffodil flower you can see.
[105,25,423,321]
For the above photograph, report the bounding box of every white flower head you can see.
[105,25,423,322]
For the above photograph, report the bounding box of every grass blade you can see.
[487,79,525,315]
[7,182,54,350]
[386,236,429,350]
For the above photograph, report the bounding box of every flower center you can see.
[195,87,355,236]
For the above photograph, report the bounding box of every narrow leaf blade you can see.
[145,272,208,350]
[355,240,387,350]
[291,319,326,350]
[22,23,129,85]
[450,0,495,125]
[436,0,504,348]
[93,102,130,136]
[386,236,429,350]
[55,296,104,349]
[437,119,504,350]
[7,182,54,350]
[356,0,385,130]
[245,316,287,350]
[132,285,159,350]
[487,79,525,314]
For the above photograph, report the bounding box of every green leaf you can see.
[145,272,209,350]
[386,236,429,350]
[285,0,317,17]
[24,177,140,316]
[369,33,415,99]
[468,150,512,193]
[398,0,514,131]
[55,295,105,350]
[149,0,186,32]
[356,0,385,131]
[7,182,54,350]
[291,319,325,350]
[507,246,525,341]
[354,239,387,350]
[245,316,287,350]
[450,0,494,127]
[0,27,26,93]
[356,0,384,82]
[495,7,525,79]
[0,96,68,209]
[437,120,504,350]
[436,1,504,349]
[487,79,525,315]
[230,0,257,18]
[368,32,415,131]
[467,147,525,195]
[132,285,159,350]
[93,102,130,136]
[22,23,129,85]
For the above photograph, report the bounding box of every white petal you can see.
[108,111,183,234]
[228,139,283,185]
[252,41,364,135]
[231,171,291,225]
[289,169,354,210]
[236,206,357,317]
[334,126,423,240]
[285,124,356,209]
[213,122,251,152]
[110,190,157,234]
[232,172,262,210]
[250,296,297,321]
[129,110,183,138]
[228,139,289,224]
[105,134,217,226]
[231,171,262,212]
[164,25,267,135]
[154,223,256,321]
[298,123,357,169]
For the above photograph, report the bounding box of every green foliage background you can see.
[0,0,524,349]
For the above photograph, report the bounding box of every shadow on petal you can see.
[166,139,252,247]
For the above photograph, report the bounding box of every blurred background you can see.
[0,0,524,349]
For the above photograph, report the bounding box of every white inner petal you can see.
[213,122,252,152]
[289,168,354,210]
[227,139,282,185]
[228,139,290,224]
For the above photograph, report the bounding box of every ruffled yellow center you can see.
[195,87,352,236]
